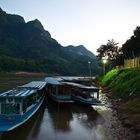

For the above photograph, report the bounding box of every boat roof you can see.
[18,81,47,90]
[58,76,95,81]
[0,81,47,98]
[55,77,64,82]
[62,82,99,90]
[45,77,61,85]
[0,88,36,98]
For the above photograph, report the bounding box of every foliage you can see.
[97,39,122,70]
[97,39,120,60]
[97,26,140,67]
[0,56,99,75]
[122,26,140,59]
[100,69,140,98]
[101,69,118,86]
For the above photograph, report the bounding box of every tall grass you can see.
[101,69,140,98]
[101,69,118,86]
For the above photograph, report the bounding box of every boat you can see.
[0,81,47,132]
[45,77,73,103]
[63,82,101,105]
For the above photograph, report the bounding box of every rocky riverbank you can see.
[98,68,140,140]
[102,89,140,140]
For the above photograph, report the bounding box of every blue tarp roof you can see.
[45,77,61,85]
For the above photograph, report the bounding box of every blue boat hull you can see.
[0,96,45,132]
[48,94,73,103]
[71,95,101,105]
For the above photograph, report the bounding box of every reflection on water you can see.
[47,101,73,132]
[0,75,131,140]
[0,101,106,140]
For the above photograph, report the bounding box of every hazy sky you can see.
[0,0,140,54]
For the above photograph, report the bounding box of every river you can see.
[0,74,134,140]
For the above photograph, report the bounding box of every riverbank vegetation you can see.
[101,69,140,98]
[100,68,140,137]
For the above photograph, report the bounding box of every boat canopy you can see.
[0,88,36,98]
[57,76,95,81]
[60,76,79,81]
[62,82,99,90]
[45,77,61,85]
[18,81,47,90]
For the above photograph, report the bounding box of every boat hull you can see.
[48,94,73,103]
[71,95,101,105]
[0,96,45,132]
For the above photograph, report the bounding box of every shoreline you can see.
[103,89,140,140]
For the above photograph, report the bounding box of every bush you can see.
[101,68,140,98]
[101,69,118,86]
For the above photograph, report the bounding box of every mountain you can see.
[64,45,97,60]
[0,8,99,75]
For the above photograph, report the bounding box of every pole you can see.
[102,59,107,74]
[103,63,105,74]
[88,61,91,78]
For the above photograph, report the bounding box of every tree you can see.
[97,39,120,60]
[97,39,122,69]
[122,26,140,59]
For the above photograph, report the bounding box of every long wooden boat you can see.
[45,77,73,103]
[0,81,46,132]
[63,82,101,105]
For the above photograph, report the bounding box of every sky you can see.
[0,0,140,54]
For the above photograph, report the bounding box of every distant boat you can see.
[45,77,73,103]
[0,81,47,132]
[63,82,101,105]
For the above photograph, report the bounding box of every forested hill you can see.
[0,8,99,75]
[64,45,97,60]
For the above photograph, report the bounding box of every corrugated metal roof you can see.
[19,81,47,90]
[0,88,36,98]
[0,81,47,98]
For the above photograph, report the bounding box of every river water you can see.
[0,95,133,140]
[0,74,134,140]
